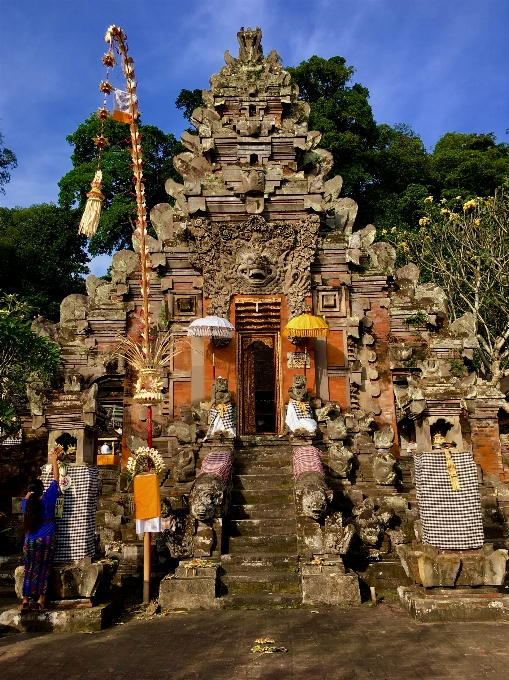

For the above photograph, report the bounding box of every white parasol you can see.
[187,316,235,339]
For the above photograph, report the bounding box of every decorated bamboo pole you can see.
[79,25,186,606]
[103,26,154,604]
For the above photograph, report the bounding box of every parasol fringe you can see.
[78,170,105,237]
[283,328,329,338]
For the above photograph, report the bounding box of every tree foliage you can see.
[0,132,17,193]
[0,204,89,321]
[175,88,205,122]
[0,295,61,435]
[288,56,509,238]
[58,115,180,255]
[400,187,509,384]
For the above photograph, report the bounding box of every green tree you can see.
[287,57,432,231]
[402,187,509,384]
[0,204,89,321]
[0,294,61,435]
[430,132,509,200]
[287,56,378,195]
[175,88,205,122]
[58,114,180,255]
[0,132,17,193]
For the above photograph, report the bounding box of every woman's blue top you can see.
[22,480,60,540]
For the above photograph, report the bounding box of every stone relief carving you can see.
[328,444,354,478]
[188,214,320,316]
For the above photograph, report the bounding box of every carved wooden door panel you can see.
[238,334,282,435]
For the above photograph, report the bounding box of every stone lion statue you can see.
[189,474,225,521]
[295,471,333,520]
[352,498,394,546]
[293,446,332,520]
[188,450,233,521]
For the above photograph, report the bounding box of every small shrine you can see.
[3,26,509,623]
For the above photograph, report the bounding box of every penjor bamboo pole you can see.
[107,27,152,603]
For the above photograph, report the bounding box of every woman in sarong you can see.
[20,447,59,612]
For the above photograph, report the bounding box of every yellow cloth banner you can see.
[133,474,160,520]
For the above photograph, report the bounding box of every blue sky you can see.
[1,0,508,275]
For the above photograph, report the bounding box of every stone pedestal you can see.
[301,557,361,606]
[398,586,509,623]
[159,562,219,610]
[15,558,118,602]
[0,599,122,633]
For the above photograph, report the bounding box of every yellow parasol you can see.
[283,311,330,338]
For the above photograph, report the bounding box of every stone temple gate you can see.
[4,27,509,616]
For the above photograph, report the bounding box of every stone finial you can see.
[237,26,263,62]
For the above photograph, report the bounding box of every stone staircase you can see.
[219,438,302,608]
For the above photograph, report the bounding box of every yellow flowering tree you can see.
[404,184,509,386]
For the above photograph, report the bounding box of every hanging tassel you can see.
[78,170,105,237]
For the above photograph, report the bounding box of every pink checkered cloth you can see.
[198,450,233,484]
[293,446,325,480]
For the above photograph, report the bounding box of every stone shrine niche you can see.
[188,214,320,317]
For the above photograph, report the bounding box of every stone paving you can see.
[1,601,509,679]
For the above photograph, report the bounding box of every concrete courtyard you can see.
[1,601,508,679]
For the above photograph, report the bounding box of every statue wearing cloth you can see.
[205,377,236,440]
[285,375,317,435]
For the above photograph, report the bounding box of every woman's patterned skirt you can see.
[22,534,56,596]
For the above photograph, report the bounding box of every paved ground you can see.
[1,601,509,679]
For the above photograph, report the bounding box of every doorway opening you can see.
[238,334,281,435]
[252,340,276,433]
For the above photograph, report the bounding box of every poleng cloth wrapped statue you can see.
[286,400,317,434]
[134,474,161,533]
[285,375,317,434]
[205,377,236,439]
[413,451,484,550]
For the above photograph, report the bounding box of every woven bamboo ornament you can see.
[78,170,105,237]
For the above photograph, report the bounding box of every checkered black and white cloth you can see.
[293,446,325,480]
[414,451,484,550]
[199,450,233,484]
[291,400,314,419]
[206,404,236,438]
[42,466,98,563]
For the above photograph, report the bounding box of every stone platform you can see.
[0,598,123,633]
[398,585,509,623]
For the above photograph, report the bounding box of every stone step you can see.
[0,554,23,571]
[234,446,293,460]
[221,573,301,595]
[221,553,299,573]
[227,535,298,554]
[0,585,16,598]
[232,474,294,491]
[234,461,293,474]
[234,453,293,466]
[231,489,294,505]
[220,592,302,609]
[228,518,297,537]
[0,573,15,588]
[229,503,295,520]
[235,437,293,449]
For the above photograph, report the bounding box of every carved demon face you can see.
[236,252,276,287]
[302,486,328,520]
[189,488,220,521]
[356,520,382,546]
[292,375,307,390]
[215,377,228,392]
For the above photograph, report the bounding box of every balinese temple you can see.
[2,27,509,620]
